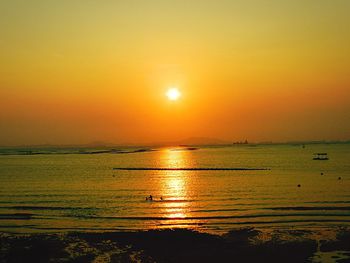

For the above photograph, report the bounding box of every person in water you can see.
[146,195,162,201]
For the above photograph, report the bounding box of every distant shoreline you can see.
[0,139,349,149]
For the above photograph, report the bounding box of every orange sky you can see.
[1,1,350,146]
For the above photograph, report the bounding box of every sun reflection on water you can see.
[159,149,191,221]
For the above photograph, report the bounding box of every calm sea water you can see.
[0,144,349,234]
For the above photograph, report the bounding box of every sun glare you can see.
[166,87,181,101]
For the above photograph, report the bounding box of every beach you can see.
[1,227,350,262]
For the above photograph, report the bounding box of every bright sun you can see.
[166,87,181,101]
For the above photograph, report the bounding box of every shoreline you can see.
[1,227,350,262]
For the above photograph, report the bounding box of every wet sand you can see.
[1,227,350,263]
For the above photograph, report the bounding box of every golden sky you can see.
[1,1,350,145]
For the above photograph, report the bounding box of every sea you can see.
[0,143,349,234]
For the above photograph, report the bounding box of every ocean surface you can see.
[0,143,350,234]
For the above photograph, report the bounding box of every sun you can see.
[166,87,181,101]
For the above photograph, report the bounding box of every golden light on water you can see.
[160,149,190,221]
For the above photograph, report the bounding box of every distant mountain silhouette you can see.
[135,137,231,147]
[175,137,230,146]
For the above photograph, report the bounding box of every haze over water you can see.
[1,143,349,234]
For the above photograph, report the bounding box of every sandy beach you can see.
[1,227,350,262]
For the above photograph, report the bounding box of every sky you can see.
[1,0,350,146]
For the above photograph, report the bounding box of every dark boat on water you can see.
[313,153,329,160]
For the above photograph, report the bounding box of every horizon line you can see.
[0,139,349,148]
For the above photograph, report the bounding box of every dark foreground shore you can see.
[1,227,350,263]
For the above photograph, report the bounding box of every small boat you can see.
[313,153,329,160]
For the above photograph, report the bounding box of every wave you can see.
[0,200,62,204]
[0,206,97,211]
[0,213,34,220]
[3,205,350,215]
[201,219,350,225]
[305,201,350,204]
[70,213,350,221]
[268,206,350,211]
[0,194,80,197]
[158,219,350,226]
[191,208,245,213]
